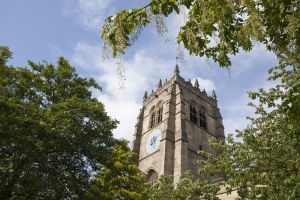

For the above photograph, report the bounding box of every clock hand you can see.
[150,137,155,144]
[152,135,160,144]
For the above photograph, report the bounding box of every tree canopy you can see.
[145,173,220,200]
[101,0,299,68]
[0,47,121,199]
[199,64,300,199]
[86,140,146,200]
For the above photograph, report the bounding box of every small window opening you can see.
[150,113,156,128]
[147,169,158,184]
[199,110,207,129]
[157,107,163,123]
[190,104,198,124]
[199,145,203,151]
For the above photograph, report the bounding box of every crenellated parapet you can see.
[142,75,174,107]
[142,65,218,109]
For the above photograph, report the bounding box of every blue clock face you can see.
[146,129,161,153]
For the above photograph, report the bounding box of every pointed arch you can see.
[149,106,156,112]
[156,101,163,124]
[156,100,163,107]
[190,100,198,124]
[148,101,164,129]
[147,168,158,183]
[149,106,156,129]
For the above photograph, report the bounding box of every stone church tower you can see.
[132,65,225,184]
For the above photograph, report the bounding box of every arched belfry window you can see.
[150,113,156,128]
[199,105,207,129]
[147,169,158,184]
[190,102,198,124]
[157,108,163,123]
[157,103,163,124]
[149,107,156,129]
[149,102,163,129]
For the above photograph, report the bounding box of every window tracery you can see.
[149,102,163,129]
[149,106,156,128]
[157,107,163,123]
[150,113,156,128]
[190,102,198,124]
[199,106,207,129]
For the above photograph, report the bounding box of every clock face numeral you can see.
[146,129,161,153]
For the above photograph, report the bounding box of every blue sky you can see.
[1,0,278,141]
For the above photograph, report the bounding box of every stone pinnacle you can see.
[174,64,180,74]
[143,91,148,99]
[194,79,199,88]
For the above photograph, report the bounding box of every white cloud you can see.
[99,96,141,141]
[230,45,277,76]
[65,3,278,143]
[70,41,275,142]
[191,77,215,93]
[72,42,103,70]
[220,76,279,139]
[50,45,64,58]
[63,0,113,29]
[221,94,253,136]
[70,42,174,140]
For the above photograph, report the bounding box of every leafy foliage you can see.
[101,0,299,67]
[86,140,147,200]
[172,172,220,200]
[199,64,300,199]
[146,175,174,200]
[102,2,300,198]
[145,173,220,200]
[0,47,119,199]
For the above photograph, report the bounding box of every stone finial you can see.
[212,90,217,99]
[203,89,207,95]
[194,79,199,88]
[143,91,148,99]
[151,89,154,94]
[165,78,168,83]
[157,79,162,88]
[174,64,180,74]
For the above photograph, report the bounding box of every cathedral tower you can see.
[132,66,225,183]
